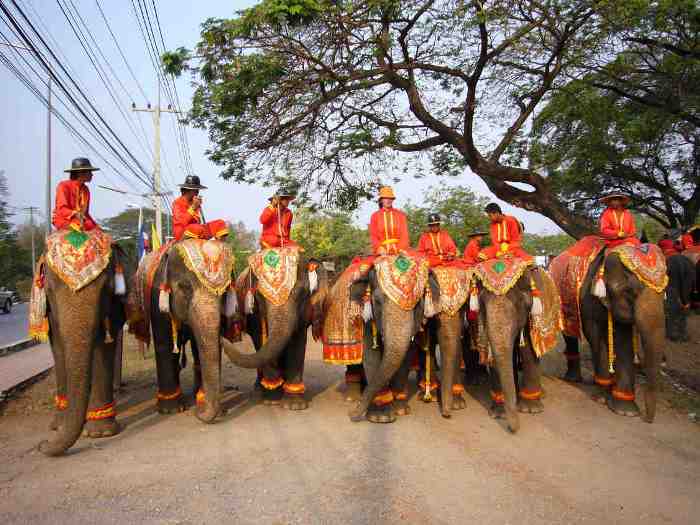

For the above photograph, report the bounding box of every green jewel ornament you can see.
[493,260,506,274]
[394,255,412,273]
[264,250,280,268]
[65,229,89,249]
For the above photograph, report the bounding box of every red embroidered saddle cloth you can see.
[374,254,430,310]
[548,236,605,338]
[248,246,300,306]
[131,240,175,342]
[175,238,235,295]
[609,243,668,293]
[474,256,534,295]
[528,268,562,358]
[430,266,474,316]
[45,228,113,292]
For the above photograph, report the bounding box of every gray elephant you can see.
[33,229,131,456]
[665,254,696,342]
[221,247,328,410]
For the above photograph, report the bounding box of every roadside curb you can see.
[0,338,40,358]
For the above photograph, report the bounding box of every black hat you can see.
[64,157,100,173]
[179,175,208,190]
[268,187,296,201]
[468,231,487,237]
[427,213,441,225]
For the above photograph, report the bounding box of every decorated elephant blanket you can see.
[608,243,668,293]
[374,254,430,310]
[528,268,562,358]
[45,228,113,292]
[548,236,605,338]
[474,256,534,295]
[248,246,300,306]
[431,265,473,317]
[321,264,370,365]
[175,239,235,296]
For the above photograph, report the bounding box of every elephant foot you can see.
[157,396,187,414]
[262,387,284,406]
[563,367,583,383]
[48,413,63,431]
[607,397,640,417]
[348,403,366,423]
[518,398,544,414]
[282,393,308,411]
[452,394,467,411]
[367,403,396,424]
[591,388,609,405]
[84,418,121,438]
[489,402,505,419]
[195,405,221,424]
[344,382,363,402]
[393,398,411,416]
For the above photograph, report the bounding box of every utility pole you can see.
[21,206,40,272]
[132,82,177,245]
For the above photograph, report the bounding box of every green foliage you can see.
[227,0,324,37]
[291,208,369,269]
[161,47,191,77]
[0,173,33,289]
[225,220,258,273]
[100,208,168,260]
[521,233,575,257]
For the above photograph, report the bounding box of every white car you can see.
[0,286,15,314]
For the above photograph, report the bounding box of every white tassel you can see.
[469,291,479,312]
[593,277,606,299]
[244,289,255,315]
[520,330,526,347]
[308,269,318,294]
[114,270,126,296]
[531,295,543,316]
[362,300,373,322]
[424,290,437,318]
[224,289,238,317]
[159,287,171,313]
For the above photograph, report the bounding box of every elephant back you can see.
[430,265,473,316]
[175,239,235,295]
[45,228,113,292]
[248,246,300,306]
[374,254,430,310]
[608,243,668,293]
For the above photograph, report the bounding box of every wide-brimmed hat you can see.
[687,224,700,233]
[600,193,631,205]
[64,157,100,173]
[377,186,396,202]
[178,175,208,190]
[427,213,441,225]
[268,187,297,201]
[468,230,487,237]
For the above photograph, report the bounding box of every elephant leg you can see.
[344,364,364,402]
[517,337,544,414]
[437,315,464,417]
[261,360,284,405]
[488,365,505,419]
[247,313,264,390]
[281,327,309,411]
[84,337,120,438]
[361,329,396,424]
[390,352,411,416]
[608,323,640,417]
[582,310,613,404]
[48,328,68,431]
[190,336,203,395]
[152,315,185,414]
[562,335,583,383]
[463,323,487,386]
[637,292,664,423]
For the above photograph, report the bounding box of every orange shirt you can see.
[172,196,201,240]
[658,239,679,257]
[52,179,97,231]
[490,215,522,250]
[599,208,637,248]
[369,207,410,255]
[681,233,694,250]
[417,230,457,267]
[463,238,482,265]
[260,205,293,248]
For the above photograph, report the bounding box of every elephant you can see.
[475,265,550,434]
[665,254,696,342]
[221,252,328,410]
[37,236,131,457]
[142,239,236,423]
[562,250,666,422]
[345,258,438,423]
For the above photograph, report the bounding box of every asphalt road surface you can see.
[0,302,28,346]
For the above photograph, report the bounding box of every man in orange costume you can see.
[417,213,458,267]
[369,186,410,255]
[478,203,531,261]
[598,194,640,249]
[259,188,298,248]
[52,157,100,231]
[463,230,487,266]
[172,175,228,241]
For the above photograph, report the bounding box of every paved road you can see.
[0,302,29,346]
[0,343,53,394]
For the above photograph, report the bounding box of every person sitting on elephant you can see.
[369,186,410,255]
[478,203,531,261]
[417,213,458,267]
[259,188,299,249]
[598,194,640,249]
[172,175,228,241]
[463,230,487,266]
[52,157,101,232]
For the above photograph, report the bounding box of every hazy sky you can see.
[1,0,562,236]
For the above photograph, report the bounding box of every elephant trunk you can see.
[39,315,97,456]
[485,300,520,433]
[636,288,664,423]
[190,293,223,423]
[221,304,295,369]
[438,314,461,418]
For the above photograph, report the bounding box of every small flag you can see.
[151,223,161,251]
[137,221,146,260]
